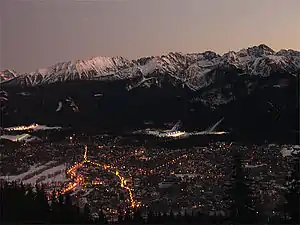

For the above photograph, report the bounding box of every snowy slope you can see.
[0,133,41,142]
[0,162,68,185]
[4,124,62,132]
[3,44,300,89]
[0,69,17,82]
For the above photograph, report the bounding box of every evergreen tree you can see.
[118,208,124,224]
[103,213,108,224]
[12,182,25,222]
[195,211,208,224]
[25,185,37,223]
[283,154,300,224]
[64,193,76,223]
[190,211,197,224]
[118,213,124,224]
[18,183,28,222]
[133,208,143,224]
[51,192,66,223]
[124,211,132,224]
[35,185,51,223]
[167,210,175,224]
[155,212,163,224]
[83,203,92,224]
[98,209,105,224]
[226,151,259,224]
[50,190,60,223]
[183,210,191,224]
[161,212,168,224]
[0,182,6,221]
[1,182,13,222]
[1,182,91,224]
[146,210,155,224]
[176,211,183,224]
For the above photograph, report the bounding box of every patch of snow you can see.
[78,197,88,209]
[34,125,62,130]
[22,164,67,184]
[4,124,62,132]
[56,101,63,112]
[65,97,80,112]
[0,161,55,181]
[82,188,94,197]
[0,97,8,101]
[245,163,267,168]
[139,58,159,76]
[281,147,293,157]
[0,133,41,142]
[280,146,300,157]
[175,174,198,178]
[17,92,31,96]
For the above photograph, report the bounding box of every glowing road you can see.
[61,146,189,209]
[61,145,140,208]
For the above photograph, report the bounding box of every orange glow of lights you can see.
[60,145,139,208]
[5,123,39,131]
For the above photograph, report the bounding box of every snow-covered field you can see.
[0,133,41,142]
[3,123,62,132]
[34,124,62,130]
[175,174,198,178]
[245,163,267,168]
[22,164,67,184]
[280,145,300,157]
[56,101,63,112]
[0,161,68,185]
[1,124,64,142]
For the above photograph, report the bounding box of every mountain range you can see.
[1,44,300,88]
[1,44,299,142]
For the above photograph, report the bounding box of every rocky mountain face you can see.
[0,69,17,82]
[2,44,300,87]
[1,45,299,142]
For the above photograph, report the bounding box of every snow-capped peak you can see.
[246,44,275,56]
[76,56,132,76]
[2,44,300,87]
[276,49,300,57]
[0,69,17,82]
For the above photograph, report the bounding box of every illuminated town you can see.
[0,125,299,222]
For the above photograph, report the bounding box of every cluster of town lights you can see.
[154,154,188,171]
[62,147,189,208]
[61,145,140,208]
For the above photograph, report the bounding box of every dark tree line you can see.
[117,208,228,224]
[282,152,300,224]
[224,150,260,224]
[1,151,299,224]
[224,149,300,225]
[0,182,93,224]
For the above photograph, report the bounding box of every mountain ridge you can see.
[1,44,298,141]
[2,44,300,88]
